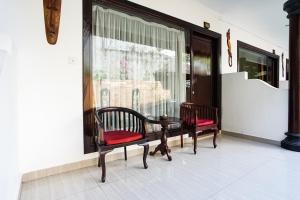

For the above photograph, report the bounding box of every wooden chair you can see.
[180,102,218,154]
[95,107,149,182]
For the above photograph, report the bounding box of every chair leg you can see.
[124,146,127,161]
[100,152,107,183]
[213,130,218,148]
[143,144,149,169]
[180,128,184,148]
[193,132,197,154]
[98,155,101,167]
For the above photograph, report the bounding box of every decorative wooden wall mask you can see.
[43,0,62,45]
[226,29,232,67]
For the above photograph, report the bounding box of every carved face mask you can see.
[43,0,62,45]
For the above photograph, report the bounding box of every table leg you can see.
[149,116,172,161]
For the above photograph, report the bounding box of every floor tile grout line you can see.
[205,157,276,200]
[21,135,295,200]
[57,185,102,200]
[54,168,102,200]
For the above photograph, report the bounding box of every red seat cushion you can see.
[196,119,214,127]
[104,130,143,145]
[183,117,214,127]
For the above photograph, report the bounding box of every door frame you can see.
[189,31,221,129]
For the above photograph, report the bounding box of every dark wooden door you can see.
[191,35,215,106]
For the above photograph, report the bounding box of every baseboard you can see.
[21,134,215,182]
[222,131,280,146]
[22,157,99,182]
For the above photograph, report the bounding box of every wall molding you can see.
[222,131,280,146]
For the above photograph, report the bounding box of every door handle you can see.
[192,91,195,95]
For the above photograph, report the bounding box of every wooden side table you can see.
[147,116,181,161]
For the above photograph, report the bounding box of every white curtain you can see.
[92,5,186,118]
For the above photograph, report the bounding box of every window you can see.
[237,41,279,87]
[91,6,186,118]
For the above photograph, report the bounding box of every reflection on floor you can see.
[21,135,300,200]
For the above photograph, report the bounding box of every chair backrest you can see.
[96,107,147,135]
[180,102,218,126]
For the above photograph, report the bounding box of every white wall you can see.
[0,0,289,177]
[14,0,99,174]
[197,0,289,52]
[222,72,288,141]
[0,34,21,200]
[2,0,97,175]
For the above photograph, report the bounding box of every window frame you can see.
[83,0,222,154]
[237,40,279,87]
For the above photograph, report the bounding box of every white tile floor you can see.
[20,135,300,200]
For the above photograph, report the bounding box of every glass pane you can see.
[92,6,187,120]
[185,53,191,101]
[238,47,276,86]
[93,36,177,117]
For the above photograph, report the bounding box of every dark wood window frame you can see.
[286,58,290,80]
[83,0,222,153]
[237,40,279,87]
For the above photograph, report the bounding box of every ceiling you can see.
[197,0,289,51]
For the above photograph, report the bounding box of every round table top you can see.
[146,116,181,124]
